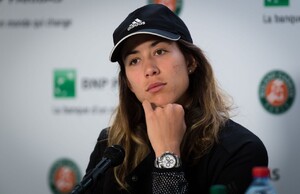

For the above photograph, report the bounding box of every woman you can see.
[84,4,268,194]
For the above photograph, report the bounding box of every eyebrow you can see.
[122,39,171,61]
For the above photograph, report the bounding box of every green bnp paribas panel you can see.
[54,69,76,98]
[265,0,289,6]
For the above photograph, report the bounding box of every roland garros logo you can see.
[259,70,295,114]
[148,0,183,15]
[49,158,81,194]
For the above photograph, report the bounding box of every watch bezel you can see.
[154,151,181,169]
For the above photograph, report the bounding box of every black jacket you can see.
[83,119,268,194]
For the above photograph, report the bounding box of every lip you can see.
[146,82,167,93]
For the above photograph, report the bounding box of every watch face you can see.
[161,153,176,168]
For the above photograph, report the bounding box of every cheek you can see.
[126,71,141,94]
[173,61,189,79]
[173,62,190,90]
[177,72,189,90]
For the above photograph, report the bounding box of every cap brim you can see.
[109,29,181,62]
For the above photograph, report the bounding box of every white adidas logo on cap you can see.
[127,18,145,31]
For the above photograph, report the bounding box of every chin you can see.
[151,100,174,107]
[143,96,178,107]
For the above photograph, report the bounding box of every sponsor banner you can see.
[0,1,299,194]
[0,0,72,29]
[262,0,300,25]
[263,14,300,25]
[148,0,183,15]
[52,68,118,115]
[54,69,76,98]
[259,70,296,114]
[264,0,289,7]
[48,158,81,194]
[1,0,63,4]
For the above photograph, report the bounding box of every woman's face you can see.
[121,35,193,107]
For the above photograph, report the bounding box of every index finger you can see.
[142,100,153,117]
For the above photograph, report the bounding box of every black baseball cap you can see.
[109,4,193,62]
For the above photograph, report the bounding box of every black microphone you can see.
[70,145,125,194]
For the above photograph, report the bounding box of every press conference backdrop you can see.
[0,0,299,193]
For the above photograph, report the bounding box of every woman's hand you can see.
[142,100,186,157]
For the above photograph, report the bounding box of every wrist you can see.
[154,147,181,158]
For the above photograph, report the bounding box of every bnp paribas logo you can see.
[259,70,295,114]
[265,0,289,7]
[148,0,183,15]
[54,69,76,98]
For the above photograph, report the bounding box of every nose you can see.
[144,58,159,77]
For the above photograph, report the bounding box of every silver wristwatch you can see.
[154,151,181,169]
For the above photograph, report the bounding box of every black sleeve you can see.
[211,122,269,194]
[217,140,268,193]
[152,167,188,194]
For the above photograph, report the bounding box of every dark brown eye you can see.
[155,49,166,56]
[129,58,140,66]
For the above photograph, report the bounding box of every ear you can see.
[187,57,197,74]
